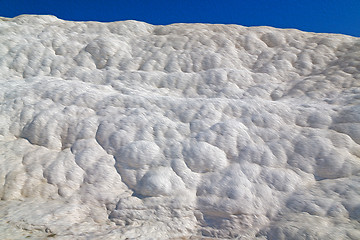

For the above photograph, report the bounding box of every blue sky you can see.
[0,0,359,37]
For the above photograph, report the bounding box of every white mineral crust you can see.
[0,15,360,239]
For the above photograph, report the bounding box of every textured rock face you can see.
[0,15,360,239]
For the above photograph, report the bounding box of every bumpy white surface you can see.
[1,15,360,239]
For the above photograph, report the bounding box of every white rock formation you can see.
[0,15,360,239]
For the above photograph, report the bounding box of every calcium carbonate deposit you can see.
[1,15,360,239]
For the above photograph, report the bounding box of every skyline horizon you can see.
[0,1,359,38]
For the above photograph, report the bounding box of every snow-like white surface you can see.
[1,15,360,239]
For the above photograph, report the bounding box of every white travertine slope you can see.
[0,15,360,239]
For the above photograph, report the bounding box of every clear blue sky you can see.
[1,0,359,37]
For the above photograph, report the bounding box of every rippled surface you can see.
[0,15,360,239]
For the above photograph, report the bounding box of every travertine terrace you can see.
[1,15,360,239]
